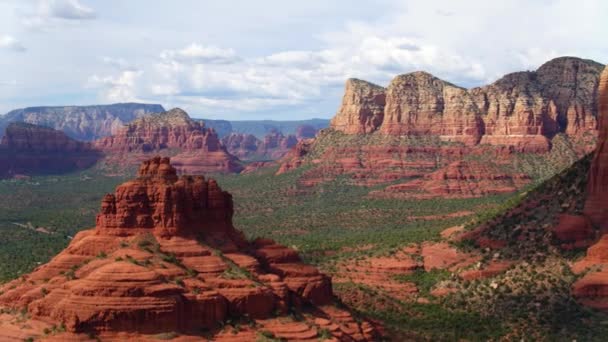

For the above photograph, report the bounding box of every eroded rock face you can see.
[330,78,386,134]
[328,57,603,149]
[381,72,483,145]
[0,157,376,340]
[95,108,242,173]
[0,123,102,178]
[584,66,608,230]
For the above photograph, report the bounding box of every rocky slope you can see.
[0,157,377,341]
[279,57,604,197]
[95,108,243,174]
[456,66,608,311]
[0,103,164,141]
[0,123,102,178]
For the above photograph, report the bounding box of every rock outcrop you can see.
[327,57,603,150]
[0,103,164,141]
[278,57,604,197]
[0,122,102,178]
[330,78,386,134]
[0,157,377,341]
[381,72,484,145]
[95,108,243,173]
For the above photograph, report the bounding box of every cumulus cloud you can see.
[90,33,486,115]
[87,70,143,102]
[0,35,26,52]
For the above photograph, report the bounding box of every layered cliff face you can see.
[0,157,377,341]
[279,57,604,197]
[0,123,101,178]
[95,108,243,173]
[330,78,386,134]
[328,57,603,150]
[381,72,484,145]
[0,103,164,141]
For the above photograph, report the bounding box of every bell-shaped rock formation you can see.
[0,157,377,341]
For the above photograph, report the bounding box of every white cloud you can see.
[22,0,96,30]
[160,43,240,64]
[0,35,26,52]
[90,34,486,115]
[87,70,143,102]
[2,0,607,119]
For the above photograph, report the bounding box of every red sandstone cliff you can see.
[380,72,483,145]
[0,122,101,178]
[329,57,603,150]
[0,157,377,341]
[330,78,386,134]
[95,108,243,173]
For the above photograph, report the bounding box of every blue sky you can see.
[0,0,607,120]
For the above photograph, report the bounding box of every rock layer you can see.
[0,157,376,341]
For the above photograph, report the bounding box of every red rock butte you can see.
[0,156,377,341]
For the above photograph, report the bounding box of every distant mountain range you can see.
[0,104,331,141]
[0,103,165,141]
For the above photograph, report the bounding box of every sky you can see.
[0,0,607,120]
